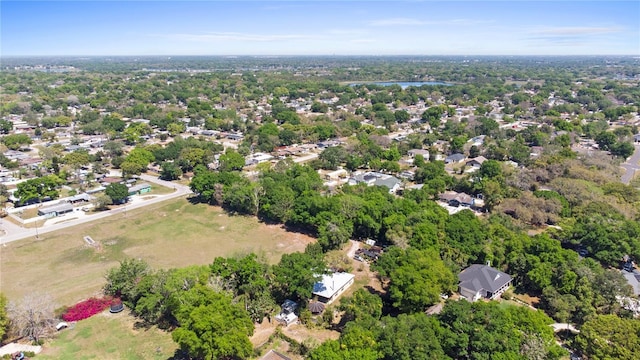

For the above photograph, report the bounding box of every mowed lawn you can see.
[37,310,177,360]
[0,197,315,306]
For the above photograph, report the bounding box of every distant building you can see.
[458,264,512,302]
[245,152,274,166]
[407,149,430,159]
[445,153,466,164]
[466,156,487,169]
[128,183,151,196]
[226,133,244,141]
[439,191,475,207]
[38,203,74,218]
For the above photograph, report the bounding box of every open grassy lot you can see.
[37,310,177,360]
[0,198,315,306]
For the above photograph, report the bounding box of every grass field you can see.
[37,310,177,360]
[0,197,315,306]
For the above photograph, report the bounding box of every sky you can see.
[1,1,639,56]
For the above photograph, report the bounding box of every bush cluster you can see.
[62,297,115,321]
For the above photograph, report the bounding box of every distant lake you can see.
[351,81,453,88]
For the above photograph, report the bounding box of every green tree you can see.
[575,315,640,360]
[105,182,129,204]
[311,101,329,113]
[380,248,457,313]
[595,131,617,151]
[160,161,183,181]
[272,252,326,302]
[307,339,379,360]
[93,193,113,210]
[63,150,91,169]
[0,293,8,342]
[219,149,245,172]
[0,119,12,134]
[171,286,254,360]
[178,147,210,172]
[394,110,410,123]
[103,113,126,132]
[2,133,32,150]
[610,141,634,158]
[478,159,503,180]
[167,122,186,137]
[509,135,531,164]
[104,258,151,303]
[377,313,449,360]
[15,175,64,205]
[339,288,383,323]
[318,146,348,170]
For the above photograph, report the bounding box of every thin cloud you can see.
[533,26,622,36]
[369,18,493,26]
[327,29,368,36]
[527,26,623,47]
[159,32,316,43]
[370,18,426,26]
[350,39,377,44]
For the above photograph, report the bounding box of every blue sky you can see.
[2,1,639,56]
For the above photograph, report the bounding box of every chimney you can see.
[486,260,491,267]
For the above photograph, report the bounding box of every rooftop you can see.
[458,264,512,293]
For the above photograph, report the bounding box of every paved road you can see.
[0,175,192,245]
[620,144,640,184]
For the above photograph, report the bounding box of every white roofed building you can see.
[312,272,355,304]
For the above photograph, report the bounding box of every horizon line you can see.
[2,54,639,58]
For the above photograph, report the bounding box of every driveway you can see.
[620,144,640,184]
[0,175,192,245]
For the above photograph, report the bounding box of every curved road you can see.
[620,144,640,184]
[0,175,192,245]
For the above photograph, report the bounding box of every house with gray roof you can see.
[348,171,402,194]
[38,203,74,217]
[445,153,466,164]
[458,264,512,302]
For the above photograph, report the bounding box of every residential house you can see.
[348,171,402,194]
[458,264,512,302]
[312,272,355,304]
[407,149,430,159]
[67,193,92,204]
[245,152,274,166]
[445,153,466,164]
[128,183,152,195]
[225,133,244,141]
[38,203,74,218]
[275,300,298,326]
[317,139,341,149]
[260,350,292,360]
[468,135,486,146]
[466,156,487,169]
[439,191,474,207]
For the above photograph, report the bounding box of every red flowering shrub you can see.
[62,297,115,321]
